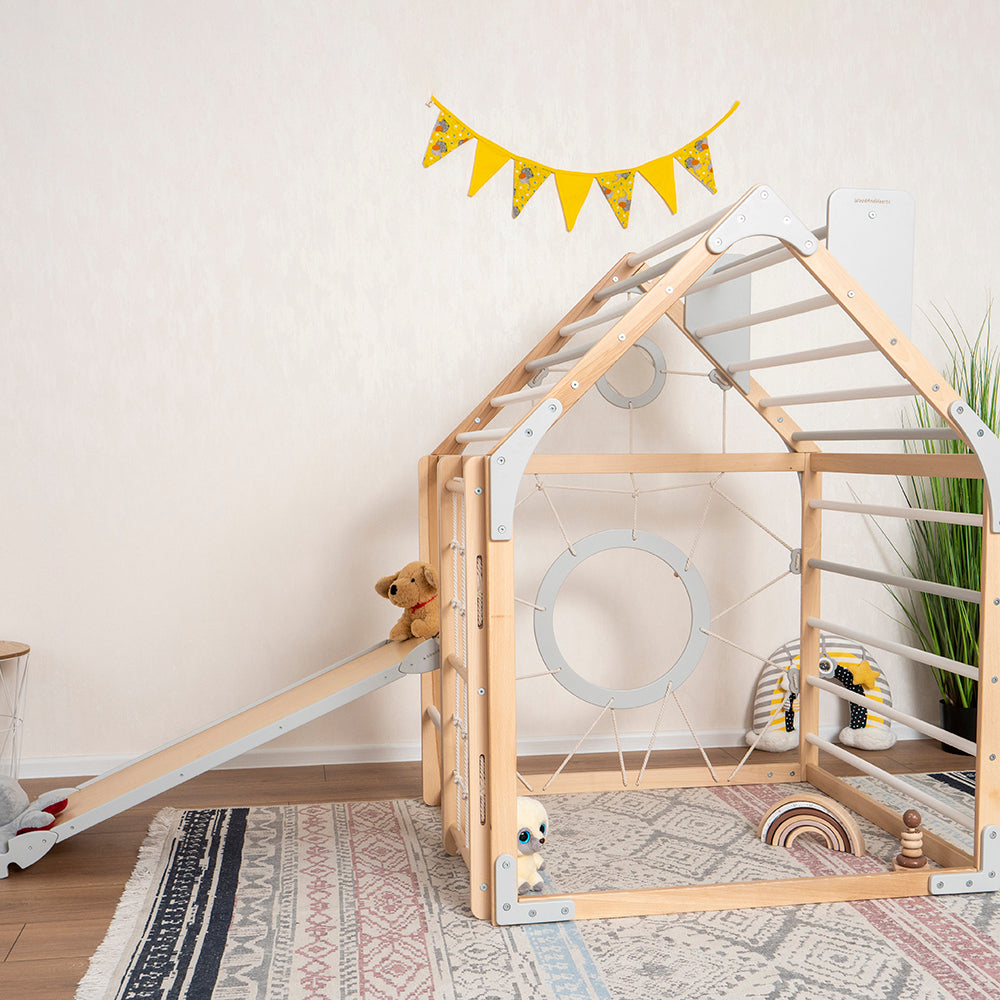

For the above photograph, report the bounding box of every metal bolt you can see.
[805,240,814,249]
[497,525,507,534]
[993,676,998,684]
[666,286,673,294]
[991,871,997,879]
[868,210,877,219]
[712,237,723,247]
[768,772,773,778]
[761,190,769,199]
[496,456,506,465]
[618,333,626,341]
[992,598,997,606]
[475,487,483,495]
[502,859,511,870]
[777,417,784,423]
[783,216,791,225]
[737,214,746,223]
[790,771,796,777]
[548,403,558,413]
[480,883,488,891]
[561,906,570,915]
[932,384,940,391]
[571,381,579,389]
[967,879,975,887]
[503,902,511,911]
[936,880,945,889]
[847,290,856,298]
[991,754,996,761]
[979,429,986,437]
[993,830,999,839]
[611,276,619,283]
[891,338,898,345]
[478,687,485,696]
[957,405,965,413]
[474,416,482,424]
[528,909,537,918]
[524,428,533,437]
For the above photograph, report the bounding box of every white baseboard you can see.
[17,723,924,781]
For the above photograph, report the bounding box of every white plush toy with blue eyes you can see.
[516,796,548,893]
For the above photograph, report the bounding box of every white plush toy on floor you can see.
[516,796,548,893]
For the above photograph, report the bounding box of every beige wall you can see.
[3,1,997,773]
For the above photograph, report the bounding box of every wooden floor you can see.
[0,740,971,1000]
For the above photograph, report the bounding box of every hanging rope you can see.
[709,481,795,551]
[726,698,789,783]
[610,709,628,787]
[672,690,719,783]
[543,698,614,791]
[534,475,577,556]
[710,570,792,624]
[686,473,724,570]
[636,682,672,786]
[517,771,534,791]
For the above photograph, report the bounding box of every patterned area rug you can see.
[76,772,1000,1000]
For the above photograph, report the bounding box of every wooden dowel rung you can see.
[808,558,981,604]
[791,428,959,443]
[759,384,917,408]
[807,616,979,682]
[444,478,466,493]
[624,204,736,267]
[425,704,442,733]
[444,654,468,681]
[560,299,634,336]
[693,294,834,340]
[806,734,974,829]
[525,338,598,373]
[456,427,510,444]
[491,385,550,407]
[728,340,879,373]
[810,499,984,527]
[807,676,977,756]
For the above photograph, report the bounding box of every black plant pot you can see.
[939,699,977,755]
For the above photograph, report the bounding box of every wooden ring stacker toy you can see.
[758,792,866,857]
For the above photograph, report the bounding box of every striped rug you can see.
[76,772,999,1000]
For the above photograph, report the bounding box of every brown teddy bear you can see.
[375,561,440,641]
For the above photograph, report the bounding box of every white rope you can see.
[631,474,640,541]
[726,698,789,783]
[637,481,714,495]
[534,475,577,555]
[710,482,795,551]
[636,682,672,787]
[543,698,614,791]
[610,708,628,787]
[515,597,546,612]
[628,400,635,454]
[516,771,534,791]
[700,626,788,670]
[710,570,792,624]
[686,474,723,569]
[672,690,719,783]
[516,667,561,681]
[663,368,709,377]
[721,387,728,453]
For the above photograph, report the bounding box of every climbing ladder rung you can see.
[807,675,977,756]
[791,427,959,443]
[625,203,736,267]
[491,385,551,407]
[728,340,879,373]
[758,384,917,407]
[445,477,466,493]
[806,735,974,830]
[559,299,634,337]
[525,337,599,373]
[692,294,835,340]
[807,616,980,682]
[687,225,828,293]
[810,499,984,527]
[808,558,981,604]
[456,427,511,444]
[594,255,680,301]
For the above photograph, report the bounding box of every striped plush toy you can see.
[745,634,896,752]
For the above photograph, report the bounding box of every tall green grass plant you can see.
[897,306,997,709]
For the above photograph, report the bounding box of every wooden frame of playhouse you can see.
[416,184,1000,925]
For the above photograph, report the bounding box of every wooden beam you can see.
[525,453,807,475]
[418,455,443,808]
[976,492,1000,863]
[798,454,823,773]
[810,452,983,478]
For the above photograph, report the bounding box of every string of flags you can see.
[422,97,739,231]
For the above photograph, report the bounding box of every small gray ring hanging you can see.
[533,529,711,709]
[596,336,667,409]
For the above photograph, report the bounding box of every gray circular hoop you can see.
[532,529,710,709]
[596,336,667,409]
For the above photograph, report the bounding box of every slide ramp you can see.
[50,637,439,842]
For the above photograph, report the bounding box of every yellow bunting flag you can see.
[636,157,677,214]
[512,158,551,217]
[675,135,717,193]
[554,171,594,230]
[423,97,738,230]
[597,171,635,229]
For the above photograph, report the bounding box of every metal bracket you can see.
[930,825,1000,895]
[494,853,576,925]
[0,829,58,878]
[398,638,440,674]
[706,185,818,257]
[490,399,563,541]
[949,400,1000,533]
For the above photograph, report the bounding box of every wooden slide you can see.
[49,636,439,843]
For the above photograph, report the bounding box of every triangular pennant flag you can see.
[675,135,716,193]
[512,158,552,217]
[597,171,635,228]
[554,171,594,231]
[468,139,510,196]
[422,109,476,167]
[637,156,677,214]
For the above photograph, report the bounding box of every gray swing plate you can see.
[930,825,1000,895]
[494,853,576,925]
